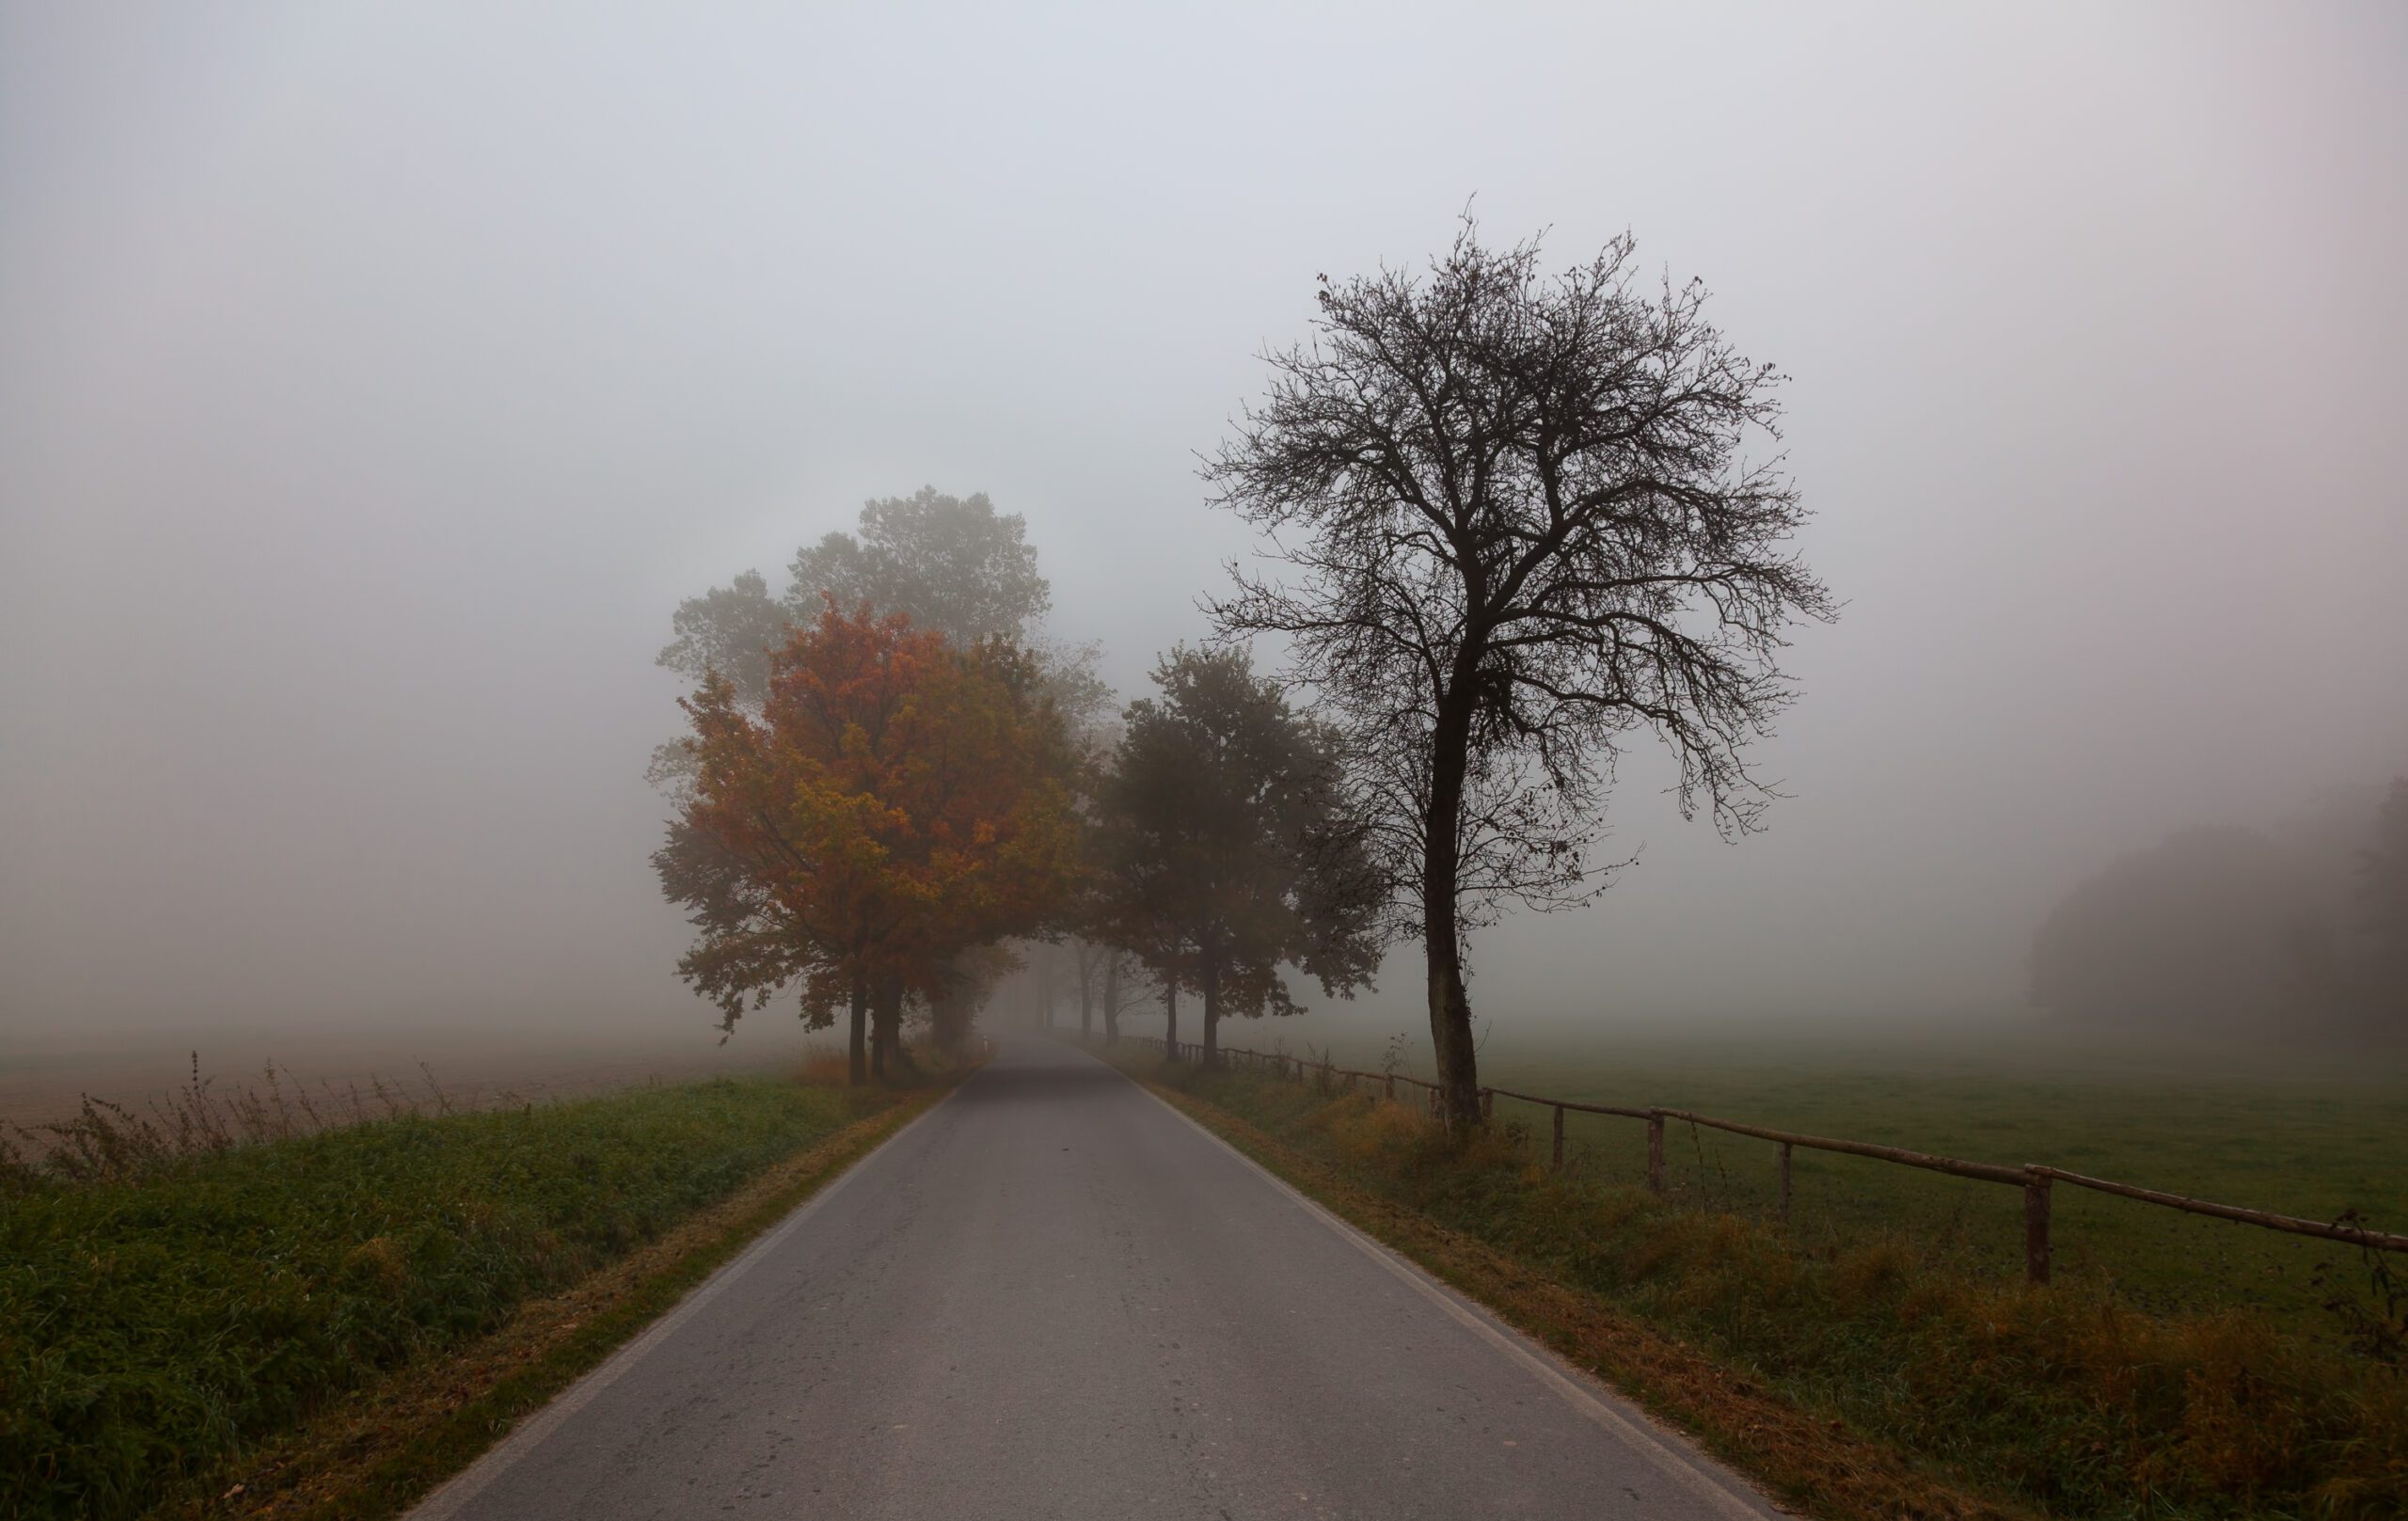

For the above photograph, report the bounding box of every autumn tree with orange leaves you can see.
[656,602,1081,1083]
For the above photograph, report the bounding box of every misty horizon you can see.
[6,2,2405,1054]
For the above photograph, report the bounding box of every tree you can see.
[1069,937,1110,1038]
[789,486,1052,650]
[926,943,1019,1054]
[659,488,1051,708]
[1205,218,1834,1129]
[654,487,1107,1057]
[1095,948,1152,1048]
[2029,825,2331,1033]
[1096,648,1383,1069]
[2362,778,2408,1010]
[659,604,1080,1081]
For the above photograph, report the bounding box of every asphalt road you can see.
[412,1038,1779,1520]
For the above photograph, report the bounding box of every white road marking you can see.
[405,1085,969,1520]
[1121,1062,1781,1521]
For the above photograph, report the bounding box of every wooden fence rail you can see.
[1142,1038,2407,1285]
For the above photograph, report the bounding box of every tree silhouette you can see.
[2363,778,2408,1012]
[1095,647,1382,1068]
[1206,218,1833,1128]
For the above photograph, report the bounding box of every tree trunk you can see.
[870,977,903,1081]
[1078,943,1094,1038]
[1424,687,1482,1133]
[1101,955,1120,1048]
[1200,956,1220,1069]
[1162,980,1179,1061]
[848,973,869,1086]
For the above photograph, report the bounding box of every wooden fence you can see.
[1147,1038,2408,1286]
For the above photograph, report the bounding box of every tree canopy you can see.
[658,487,1051,708]
[658,603,1081,1079]
[1093,647,1382,1066]
[653,487,1107,804]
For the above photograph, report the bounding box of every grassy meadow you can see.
[1236,1021,2408,1336]
[0,1071,887,1521]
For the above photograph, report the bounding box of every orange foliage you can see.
[672,601,1079,1044]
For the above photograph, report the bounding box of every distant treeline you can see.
[651,218,1837,1127]
[2030,780,2408,1036]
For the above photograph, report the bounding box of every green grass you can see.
[1135,1045,2408,1519]
[1260,1024,2408,1336]
[0,1076,873,1521]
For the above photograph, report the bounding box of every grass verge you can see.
[1126,1052,2408,1521]
[3,1069,955,1521]
[1409,1034,2408,1338]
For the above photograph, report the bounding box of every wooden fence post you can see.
[2024,1171,2052,1285]
[1481,1088,1494,1121]
[1646,1111,1666,1196]
[1385,1073,1396,1101]
[1779,1142,1793,1223]
[1551,1104,1565,1170]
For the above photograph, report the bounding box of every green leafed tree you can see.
[1095,647,1384,1067]
[658,487,1051,706]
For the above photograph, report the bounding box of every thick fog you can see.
[4,2,2404,1057]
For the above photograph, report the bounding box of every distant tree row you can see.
[651,216,1839,1119]
[2029,779,2408,1036]
[650,492,1384,1079]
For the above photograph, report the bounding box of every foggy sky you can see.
[5,2,2405,1051]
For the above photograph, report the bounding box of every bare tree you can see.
[1205,217,1834,1131]
[1070,936,1109,1038]
[1096,948,1153,1048]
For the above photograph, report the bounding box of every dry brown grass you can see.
[793,1045,854,1088]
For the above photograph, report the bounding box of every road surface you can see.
[412,1038,1779,1520]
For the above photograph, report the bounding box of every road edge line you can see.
[404,1072,976,1520]
[1096,1051,1780,1521]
